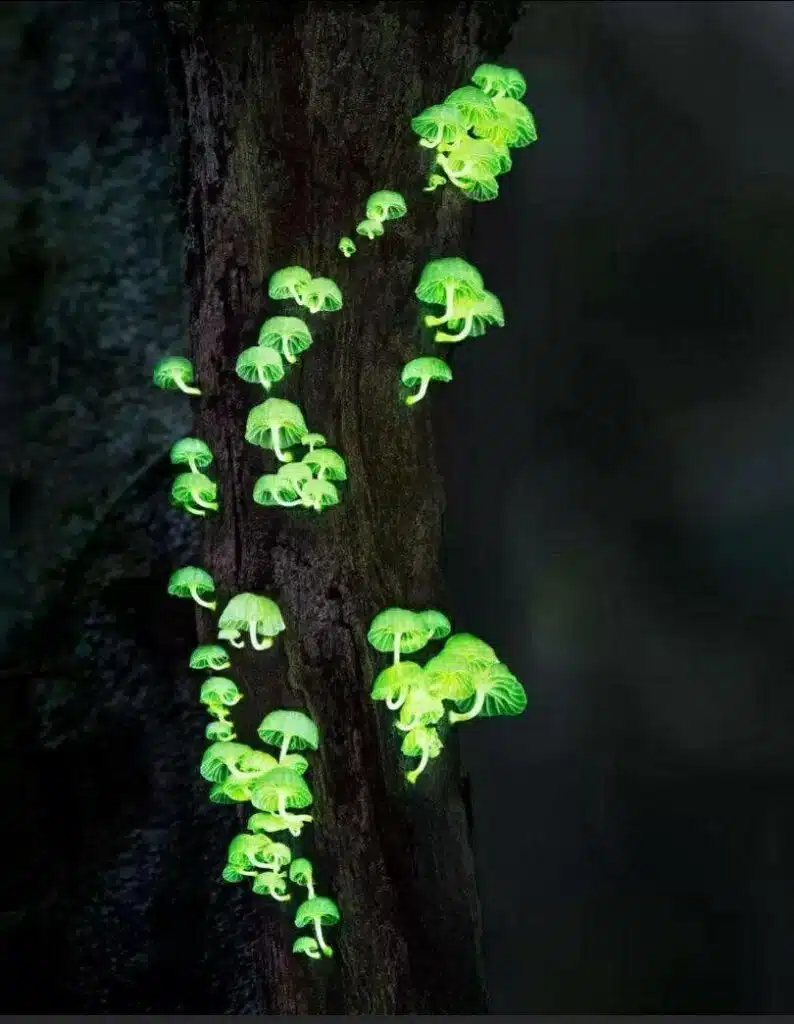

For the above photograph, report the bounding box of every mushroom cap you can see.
[208,781,236,804]
[168,566,216,599]
[423,653,475,703]
[443,136,504,178]
[253,474,291,506]
[252,871,289,897]
[294,896,340,930]
[485,96,537,148]
[170,437,213,469]
[260,840,292,869]
[278,463,313,490]
[237,749,279,776]
[471,63,527,100]
[281,752,309,775]
[245,398,308,449]
[227,832,272,869]
[171,472,216,504]
[257,709,319,752]
[205,720,236,742]
[247,811,291,834]
[189,644,231,671]
[302,478,340,510]
[367,607,430,655]
[200,676,242,708]
[415,257,484,308]
[257,316,312,351]
[397,688,446,729]
[293,936,321,958]
[418,609,452,640]
[199,741,251,782]
[268,266,312,301]
[441,632,498,670]
[302,448,347,482]
[236,345,286,385]
[218,593,286,638]
[444,290,504,338]
[355,218,384,239]
[338,236,356,256]
[456,663,528,718]
[302,432,326,450]
[250,767,313,812]
[302,277,343,312]
[410,103,468,146]
[365,189,407,223]
[370,661,426,702]
[401,357,452,388]
[288,857,314,888]
[443,85,498,132]
[401,725,444,759]
[153,355,196,389]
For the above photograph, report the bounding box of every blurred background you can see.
[3,0,794,1012]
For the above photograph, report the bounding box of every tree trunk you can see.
[156,0,522,1013]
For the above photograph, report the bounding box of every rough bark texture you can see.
[157,0,521,1014]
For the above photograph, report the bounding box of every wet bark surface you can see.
[157,0,521,1013]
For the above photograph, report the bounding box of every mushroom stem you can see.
[194,495,218,510]
[174,378,202,396]
[448,687,486,725]
[189,586,216,610]
[187,458,202,473]
[405,379,430,405]
[385,690,406,712]
[278,735,292,762]
[277,792,312,831]
[313,918,333,957]
[249,623,273,651]
[185,505,207,516]
[435,313,474,343]
[392,634,401,666]
[269,888,291,902]
[289,285,305,305]
[255,368,273,390]
[406,747,430,784]
[424,282,458,327]
[270,426,292,463]
[276,496,303,508]
[282,342,296,365]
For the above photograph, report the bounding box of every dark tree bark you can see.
[156,0,523,1013]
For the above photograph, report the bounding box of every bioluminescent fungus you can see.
[423,653,475,704]
[168,566,217,610]
[365,190,407,224]
[268,266,312,306]
[443,86,498,134]
[253,473,303,509]
[253,871,291,901]
[371,660,427,712]
[227,832,278,872]
[410,103,468,150]
[199,741,252,783]
[250,767,313,832]
[236,346,286,390]
[401,357,452,405]
[257,317,313,366]
[471,63,527,101]
[293,936,321,960]
[189,644,231,672]
[441,632,498,670]
[415,258,484,329]
[302,277,343,315]
[206,720,236,741]
[434,289,504,344]
[218,626,244,649]
[396,687,446,733]
[301,447,347,482]
[279,462,313,493]
[289,858,316,900]
[367,607,431,665]
[170,472,218,516]
[294,896,340,958]
[302,432,326,452]
[200,676,243,711]
[301,478,340,512]
[355,218,384,240]
[435,137,503,200]
[447,662,527,724]
[401,726,443,785]
[338,236,357,258]
[153,355,201,396]
[170,437,214,474]
[423,172,448,193]
[245,398,308,463]
[248,811,299,836]
[419,609,452,640]
[217,593,285,651]
[475,96,537,149]
[257,709,319,762]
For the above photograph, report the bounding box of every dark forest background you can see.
[3,0,794,1013]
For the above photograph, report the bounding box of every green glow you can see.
[206,720,236,742]
[293,936,321,959]
[474,96,537,149]
[189,644,231,672]
[371,660,427,712]
[471,63,527,101]
[250,766,313,833]
[257,316,313,366]
[302,432,326,452]
[441,632,498,670]
[253,474,302,508]
[338,236,357,257]
[257,709,319,762]
[401,357,452,404]
[236,345,286,389]
[199,741,254,783]
[435,137,503,199]
[218,593,285,651]
[302,277,343,315]
[153,355,201,396]
[268,266,312,307]
[168,566,216,610]
[355,218,384,240]
[200,676,242,710]
[443,86,498,135]
[410,104,468,150]
[253,871,291,901]
[170,437,213,474]
[415,258,484,329]
[434,290,504,343]
[170,472,218,516]
[367,607,431,665]
[301,448,347,482]
[395,687,445,732]
[279,462,313,493]
[448,662,527,724]
[401,726,443,785]
[289,858,316,900]
[295,896,340,958]
[245,398,308,463]
[248,811,303,838]
[301,478,340,512]
[365,190,407,223]
[227,832,280,872]
[218,626,244,648]
[419,609,452,640]
[423,172,447,193]
[423,653,475,704]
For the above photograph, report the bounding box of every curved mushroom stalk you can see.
[174,379,202,396]
[405,379,431,405]
[434,314,474,343]
[448,687,486,724]
[423,283,458,327]
[270,426,292,463]
[313,919,333,958]
[185,505,207,517]
[405,746,430,784]
[282,342,297,364]
[277,792,312,831]
[249,625,274,652]
[189,586,216,610]
[256,369,274,390]
[193,495,219,511]
[385,690,406,712]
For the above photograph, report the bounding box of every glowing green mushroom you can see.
[170,437,213,474]
[170,472,218,516]
[218,627,244,649]
[289,857,316,899]
[338,236,357,258]
[189,644,231,672]
[443,86,498,134]
[248,811,297,836]
[200,676,242,711]
[278,462,313,494]
[253,473,303,509]
[365,190,407,224]
[227,832,274,873]
[401,726,443,785]
[257,317,313,366]
[410,103,468,150]
[302,432,326,452]
[301,448,347,482]
[435,137,503,199]
[423,653,475,704]
[268,266,312,306]
[217,593,285,651]
[368,607,430,665]
[235,346,286,391]
[153,355,201,396]
[293,936,321,960]
[294,896,340,958]
[419,609,452,640]
[301,478,340,513]
[167,566,216,610]
[302,277,343,315]
[423,172,448,193]
[471,63,527,101]
[441,632,499,670]
[252,871,291,901]
[448,662,527,724]
[371,660,427,712]
[250,767,313,832]
[434,289,504,344]
[257,709,319,762]
[395,687,446,733]
[206,720,236,742]
[475,96,537,149]
[401,357,452,405]
[199,741,251,783]
[245,398,307,463]
[355,218,384,240]
[415,258,484,330]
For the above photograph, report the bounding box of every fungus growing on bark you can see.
[170,437,213,474]
[167,566,216,610]
[245,398,308,463]
[236,345,286,390]
[268,266,312,306]
[153,355,201,396]
[401,357,452,404]
[170,472,218,516]
[217,594,286,651]
[257,317,313,366]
